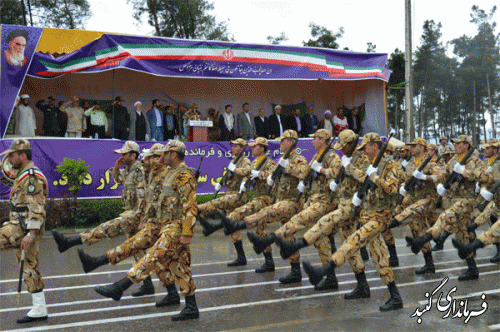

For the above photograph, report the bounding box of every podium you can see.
[188,120,213,142]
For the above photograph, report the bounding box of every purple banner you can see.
[1,25,43,138]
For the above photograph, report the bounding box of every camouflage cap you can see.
[440,136,448,141]
[1,139,32,156]
[451,134,472,145]
[428,143,438,151]
[333,129,357,150]
[442,146,455,155]
[407,137,428,146]
[482,138,499,149]
[164,140,186,154]
[277,129,298,141]
[308,128,331,140]
[357,132,382,150]
[386,142,395,152]
[113,141,140,154]
[248,137,268,147]
[141,143,164,158]
[230,138,247,147]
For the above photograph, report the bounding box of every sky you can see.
[85,0,499,56]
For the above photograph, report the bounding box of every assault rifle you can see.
[238,156,269,201]
[266,138,298,195]
[396,154,433,205]
[476,180,500,212]
[213,151,245,198]
[194,156,204,181]
[334,134,359,186]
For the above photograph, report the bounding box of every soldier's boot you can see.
[275,236,307,259]
[490,243,500,263]
[94,277,133,301]
[227,241,247,267]
[360,246,370,261]
[387,244,399,267]
[219,211,247,236]
[77,249,109,273]
[328,234,337,254]
[279,262,302,284]
[302,261,334,286]
[379,282,403,311]
[131,275,155,297]
[458,257,479,281]
[314,264,338,291]
[171,294,199,321]
[406,233,433,255]
[247,232,276,254]
[491,213,498,224]
[344,271,371,300]
[52,229,82,253]
[389,217,401,229]
[255,252,275,273]
[155,284,181,307]
[432,231,450,251]
[452,238,485,260]
[16,290,48,324]
[198,215,224,237]
[415,252,435,275]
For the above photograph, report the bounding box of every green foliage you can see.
[55,157,90,194]
[32,0,91,29]
[71,199,123,228]
[0,0,25,25]
[303,22,344,49]
[267,32,289,45]
[366,42,377,53]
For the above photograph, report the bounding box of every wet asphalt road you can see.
[1,223,499,332]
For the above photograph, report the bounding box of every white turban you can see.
[20,94,30,99]
[324,110,331,115]
[134,101,142,107]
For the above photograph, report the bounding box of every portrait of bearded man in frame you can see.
[4,29,29,67]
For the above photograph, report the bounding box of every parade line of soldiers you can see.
[2,128,500,324]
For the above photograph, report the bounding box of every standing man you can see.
[147,99,164,141]
[60,96,85,137]
[0,139,49,324]
[164,105,178,140]
[237,102,256,140]
[254,108,270,139]
[291,109,303,137]
[129,101,151,141]
[35,96,61,137]
[15,94,37,136]
[319,110,334,136]
[333,107,349,136]
[84,102,108,139]
[268,105,285,139]
[302,106,319,137]
[219,104,236,141]
[107,97,129,140]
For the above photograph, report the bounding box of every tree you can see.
[0,0,25,25]
[366,42,376,52]
[128,0,234,41]
[267,32,289,45]
[302,22,344,49]
[386,49,405,137]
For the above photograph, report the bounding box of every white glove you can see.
[475,182,481,194]
[240,181,247,192]
[412,169,427,181]
[297,180,306,193]
[341,155,352,168]
[214,183,222,191]
[311,160,323,173]
[329,180,338,192]
[399,185,407,197]
[401,160,409,168]
[366,165,378,177]
[251,169,260,179]
[486,166,492,173]
[278,158,289,168]
[480,187,493,201]
[436,183,447,197]
[227,162,236,172]
[453,163,466,175]
[267,174,274,186]
[352,192,362,207]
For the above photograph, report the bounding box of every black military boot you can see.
[227,241,247,267]
[77,249,109,273]
[131,275,155,297]
[387,244,399,267]
[314,264,338,291]
[302,261,333,286]
[219,211,247,235]
[328,234,337,254]
[491,214,498,224]
[94,277,133,301]
[389,217,401,229]
[247,232,276,254]
[344,271,370,299]
[379,282,403,311]
[467,220,478,233]
[279,262,302,284]
[432,231,450,251]
[452,238,485,259]
[406,233,433,254]
[415,252,435,275]
[156,284,181,307]
[360,246,370,261]
[275,236,307,259]
[255,252,275,273]
[198,215,224,237]
[52,229,82,253]
[171,294,199,321]
[458,257,479,281]
[491,243,500,263]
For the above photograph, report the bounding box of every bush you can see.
[71,199,124,228]
[55,158,90,200]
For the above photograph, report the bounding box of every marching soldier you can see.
[197,138,251,266]
[453,216,500,260]
[92,140,200,321]
[0,139,49,323]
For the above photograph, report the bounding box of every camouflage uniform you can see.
[478,219,500,246]
[472,154,500,228]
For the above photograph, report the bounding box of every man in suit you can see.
[268,105,285,139]
[345,105,363,134]
[302,106,319,136]
[236,102,256,140]
[254,108,269,138]
[219,104,236,141]
[146,99,164,141]
[163,105,179,140]
[290,109,303,137]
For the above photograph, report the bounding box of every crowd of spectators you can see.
[7,95,365,141]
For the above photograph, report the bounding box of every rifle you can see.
[334,134,359,186]
[296,139,333,202]
[17,249,25,307]
[194,156,204,181]
[266,139,298,195]
[396,154,433,205]
[436,146,475,208]
[238,156,269,201]
[213,151,245,198]
[476,179,500,212]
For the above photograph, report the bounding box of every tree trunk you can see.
[148,0,161,36]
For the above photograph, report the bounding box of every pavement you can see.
[1,224,499,332]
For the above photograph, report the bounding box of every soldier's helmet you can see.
[277,130,298,141]
[333,129,357,150]
[309,128,331,141]
[113,141,140,154]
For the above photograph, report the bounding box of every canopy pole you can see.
[112,69,115,139]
